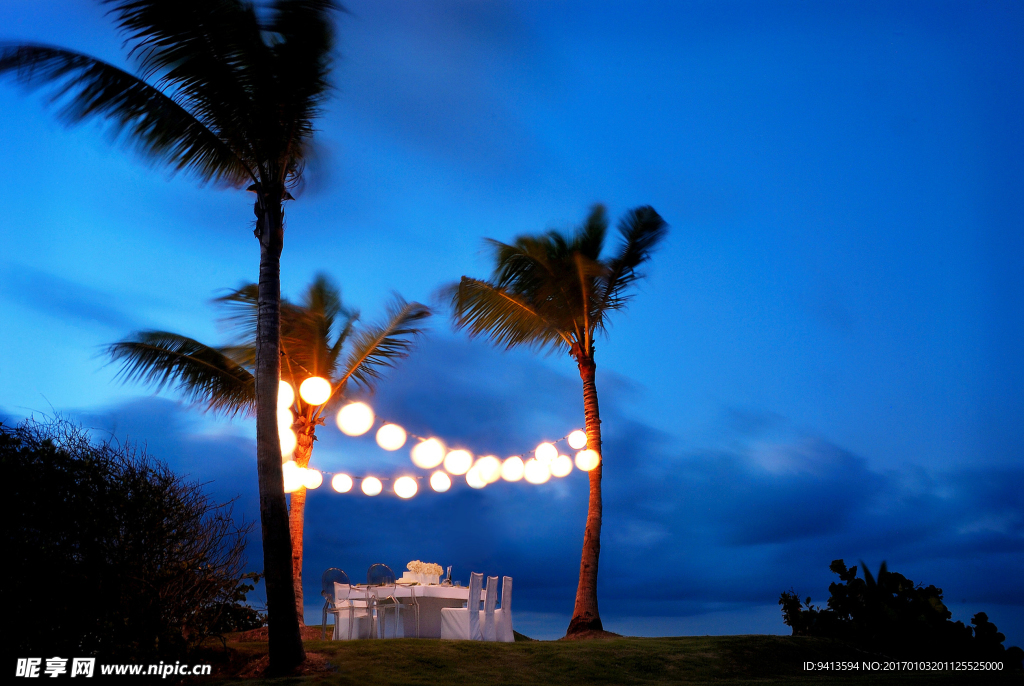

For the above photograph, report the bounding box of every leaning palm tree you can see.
[1,0,341,669]
[447,204,667,637]
[108,275,430,623]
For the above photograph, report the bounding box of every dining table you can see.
[333,582,474,639]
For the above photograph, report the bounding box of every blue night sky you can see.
[1,1,1022,642]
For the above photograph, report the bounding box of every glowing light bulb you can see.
[394,476,418,499]
[524,458,551,484]
[303,468,323,489]
[282,460,303,493]
[444,449,474,475]
[430,471,451,492]
[535,442,558,463]
[279,428,297,457]
[337,402,374,436]
[361,477,383,496]
[501,456,525,482]
[466,464,486,489]
[331,474,353,493]
[278,381,295,409]
[411,438,446,469]
[375,423,407,451]
[551,454,574,478]
[567,429,588,450]
[277,407,294,432]
[575,449,600,472]
[299,376,331,405]
[475,455,502,484]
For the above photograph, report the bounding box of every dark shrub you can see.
[1,417,264,663]
[780,559,1022,669]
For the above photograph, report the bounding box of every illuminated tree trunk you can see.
[288,428,315,624]
[566,354,604,636]
[255,196,305,671]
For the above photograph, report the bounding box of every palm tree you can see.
[1,0,341,669]
[108,275,430,623]
[447,204,667,637]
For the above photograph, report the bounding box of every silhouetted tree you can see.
[780,559,1023,669]
[1,2,344,670]
[108,275,429,621]
[447,204,668,637]
[2,416,260,663]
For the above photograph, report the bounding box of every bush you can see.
[780,559,1023,669]
[1,416,264,663]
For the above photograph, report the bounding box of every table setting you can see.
[323,561,513,641]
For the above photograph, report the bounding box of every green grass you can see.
[203,634,1024,685]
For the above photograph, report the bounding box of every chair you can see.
[440,572,484,640]
[493,576,514,642]
[482,576,499,641]
[331,581,372,639]
[367,563,411,638]
[320,568,349,640]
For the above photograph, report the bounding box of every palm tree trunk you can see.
[255,197,305,671]
[566,354,604,636]
[288,429,315,624]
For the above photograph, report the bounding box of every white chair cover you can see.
[483,576,498,641]
[493,576,514,642]
[440,572,483,640]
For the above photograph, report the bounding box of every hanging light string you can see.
[277,379,600,498]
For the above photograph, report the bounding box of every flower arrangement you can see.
[407,560,443,576]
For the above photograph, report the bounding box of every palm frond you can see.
[103,0,268,167]
[447,277,571,352]
[213,283,260,346]
[599,205,668,312]
[267,0,342,174]
[572,204,608,261]
[107,331,255,416]
[336,296,431,393]
[0,44,251,185]
[281,274,355,379]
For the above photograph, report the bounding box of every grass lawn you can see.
[202,633,1024,685]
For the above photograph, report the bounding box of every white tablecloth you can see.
[335,584,474,639]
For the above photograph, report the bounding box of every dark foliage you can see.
[780,559,1023,669]
[0,416,263,663]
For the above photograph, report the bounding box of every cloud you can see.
[37,337,1023,644]
[334,0,554,176]
[0,262,143,331]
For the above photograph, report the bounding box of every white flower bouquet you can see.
[404,560,443,584]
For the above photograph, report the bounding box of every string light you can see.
[535,442,558,463]
[524,458,551,484]
[465,464,486,489]
[278,381,295,409]
[411,438,445,469]
[375,423,407,451]
[567,430,588,450]
[443,449,473,475]
[299,376,332,405]
[277,407,293,432]
[575,449,600,472]
[430,471,452,492]
[551,454,573,478]
[361,477,383,496]
[337,402,374,436]
[331,473,353,493]
[394,476,418,499]
[475,455,502,484]
[282,460,303,493]
[303,468,323,490]
[501,456,525,482]
[280,428,297,457]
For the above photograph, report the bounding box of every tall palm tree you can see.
[447,204,667,637]
[1,0,341,669]
[108,275,430,622]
